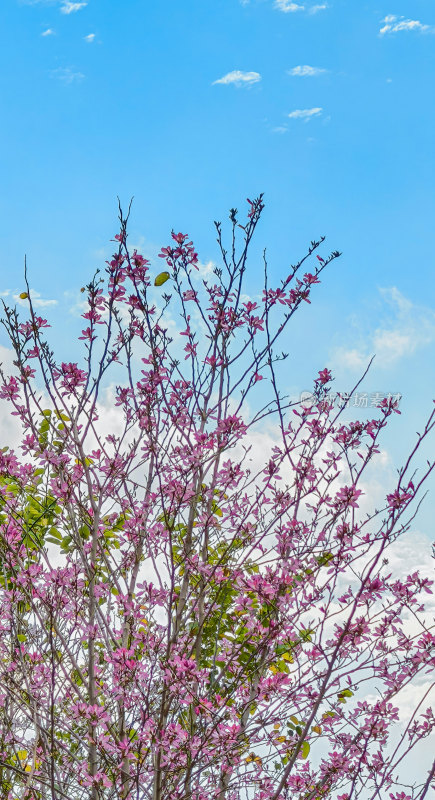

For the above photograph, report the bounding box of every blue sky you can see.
[1,0,435,499]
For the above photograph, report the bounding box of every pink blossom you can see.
[316,367,332,385]
[387,488,413,509]
[334,484,364,508]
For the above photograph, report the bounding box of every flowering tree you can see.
[0,196,434,800]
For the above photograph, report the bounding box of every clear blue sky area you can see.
[1,0,435,517]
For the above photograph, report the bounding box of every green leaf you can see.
[316,551,334,566]
[301,741,310,759]
[61,536,72,552]
[70,668,83,687]
[338,688,354,703]
[55,411,70,421]
[154,271,170,286]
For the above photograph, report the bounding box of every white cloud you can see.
[67,289,88,317]
[212,70,261,87]
[288,64,327,76]
[288,107,322,120]
[274,0,304,11]
[332,287,435,370]
[83,33,95,42]
[379,14,431,35]
[60,0,87,12]
[309,2,328,12]
[332,347,367,371]
[21,0,87,8]
[13,289,58,308]
[196,259,216,278]
[372,329,417,364]
[242,0,327,9]
[51,67,85,84]
[41,28,55,36]
[272,125,288,134]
